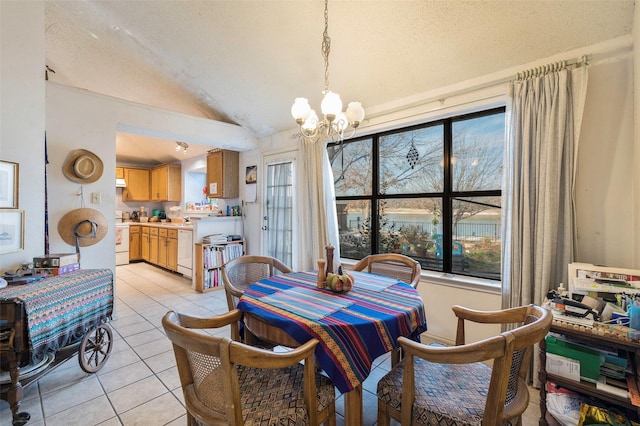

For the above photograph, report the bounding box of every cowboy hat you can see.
[58,208,108,248]
[63,149,104,183]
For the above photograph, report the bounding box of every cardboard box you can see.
[546,352,580,381]
[546,334,604,380]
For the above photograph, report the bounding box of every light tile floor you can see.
[1,262,541,425]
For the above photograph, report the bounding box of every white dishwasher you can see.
[177,229,193,278]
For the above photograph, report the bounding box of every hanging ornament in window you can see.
[406,138,419,169]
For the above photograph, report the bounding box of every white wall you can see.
[575,55,635,266]
[44,83,256,272]
[0,2,45,272]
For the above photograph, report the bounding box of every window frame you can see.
[330,106,505,281]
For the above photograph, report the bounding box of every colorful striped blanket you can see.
[0,269,113,363]
[237,270,427,393]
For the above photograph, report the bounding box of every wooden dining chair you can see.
[162,309,337,426]
[376,304,552,426]
[352,253,421,289]
[221,255,292,345]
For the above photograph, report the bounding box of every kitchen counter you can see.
[125,221,194,230]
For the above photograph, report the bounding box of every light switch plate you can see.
[91,192,101,204]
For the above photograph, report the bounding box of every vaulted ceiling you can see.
[44,0,635,165]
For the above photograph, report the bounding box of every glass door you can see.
[262,152,296,269]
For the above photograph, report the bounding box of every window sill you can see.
[419,270,502,295]
[340,258,502,295]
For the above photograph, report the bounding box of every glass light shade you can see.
[321,91,342,118]
[333,112,348,132]
[345,101,365,124]
[291,98,312,121]
[302,110,319,132]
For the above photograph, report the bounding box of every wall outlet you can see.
[91,192,101,204]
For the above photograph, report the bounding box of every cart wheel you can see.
[12,411,30,426]
[79,323,113,373]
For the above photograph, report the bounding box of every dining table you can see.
[236,269,427,425]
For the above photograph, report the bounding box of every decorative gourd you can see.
[325,266,354,293]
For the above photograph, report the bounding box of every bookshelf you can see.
[539,321,640,424]
[194,241,244,293]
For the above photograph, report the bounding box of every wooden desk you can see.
[238,270,427,425]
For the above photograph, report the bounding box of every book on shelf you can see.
[201,242,243,269]
[203,268,223,290]
[33,253,79,268]
[627,376,640,407]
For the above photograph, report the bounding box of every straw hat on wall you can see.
[62,149,104,183]
[58,208,108,248]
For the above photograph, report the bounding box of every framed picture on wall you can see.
[0,209,24,254]
[245,165,257,184]
[0,160,18,209]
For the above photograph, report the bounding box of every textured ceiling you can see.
[44,0,635,165]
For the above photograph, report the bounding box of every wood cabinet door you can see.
[167,236,178,271]
[149,234,159,264]
[166,165,182,201]
[150,165,181,201]
[124,168,150,201]
[116,166,125,179]
[158,235,168,268]
[206,151,223,198]
[129,226,141,260]
[206,150,238,199]
[141,228,150,261]
[151,166,168,201]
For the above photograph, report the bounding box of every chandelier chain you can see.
[290,0,364,143]
[322,0,331,93]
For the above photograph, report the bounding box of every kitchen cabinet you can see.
[141,227,150,261]
[151,164,181,202]
[149,227,159,265]
[158,228,178,271]
[129,225,141,261]
[123,167,150,201]
[206,149,238,199]
[116,166,125,179]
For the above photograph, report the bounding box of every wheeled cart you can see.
[0,269,114,425]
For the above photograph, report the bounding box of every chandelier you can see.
[291,0,365,143]
[175,141,189,154]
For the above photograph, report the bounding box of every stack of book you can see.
[202,234,228,244]
[33,253,80,276]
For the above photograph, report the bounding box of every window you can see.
[330,107,505,280]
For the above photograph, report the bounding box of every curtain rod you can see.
[515,55,590,81]
[361,53,592,132]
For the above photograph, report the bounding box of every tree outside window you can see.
[330,107,505,281]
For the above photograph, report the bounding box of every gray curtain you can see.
[502,64,588,310]
[298,137,341,272]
